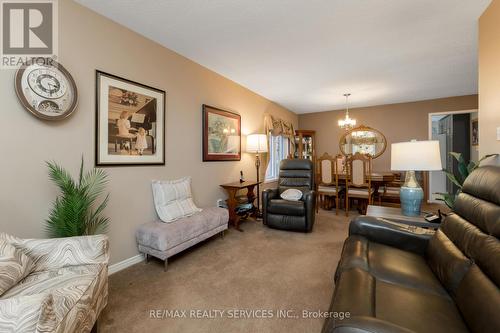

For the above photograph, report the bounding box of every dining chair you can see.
[316,153,343,214]
[345,153,374,216]
[377,171,427,206]
[336,154,347,176]
[378,173,403,205]
[333,153,346,213]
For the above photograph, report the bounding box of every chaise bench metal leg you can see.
[145,253,167,271]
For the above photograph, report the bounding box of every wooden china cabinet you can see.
[293,130,316,162]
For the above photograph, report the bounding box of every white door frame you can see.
[427,109,478,202]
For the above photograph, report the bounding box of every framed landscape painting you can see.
[202,104,241,161]
[95,71,165,166]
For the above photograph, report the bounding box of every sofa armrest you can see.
[0,294,56,332]
[323,316,415,333]
[302,190,315,206]
[1,233,109,272]
[348,216,434,255]
[262,188,279,225]
[262,188,279,202]
[303,190,316,231]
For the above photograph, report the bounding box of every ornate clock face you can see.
[15,59,78,120]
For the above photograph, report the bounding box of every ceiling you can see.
[76,0,491,114]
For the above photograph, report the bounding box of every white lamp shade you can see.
[391,140,442,171]
[246,134,268,153]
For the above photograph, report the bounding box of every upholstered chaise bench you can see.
[136,207,228,271]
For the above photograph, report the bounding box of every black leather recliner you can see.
[262,159,316,232]
[323,165,500,333]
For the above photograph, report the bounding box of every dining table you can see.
[337,171,395,182]
[337,171,397,194]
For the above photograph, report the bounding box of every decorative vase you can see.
[400,171,424,217]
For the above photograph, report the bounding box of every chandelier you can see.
[338,93,356,130]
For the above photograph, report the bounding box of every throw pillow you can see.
[152,177,202,223]
[0,293,56,332]
[0,239,34,296]
[280,189,303,201]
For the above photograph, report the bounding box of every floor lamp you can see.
[246,134,268,218]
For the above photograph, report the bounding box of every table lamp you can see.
[391,140,442,216]
[246,134,268,218]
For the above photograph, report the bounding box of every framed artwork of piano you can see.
[95,71,165,166]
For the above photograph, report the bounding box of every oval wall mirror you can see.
[339,125,387,159]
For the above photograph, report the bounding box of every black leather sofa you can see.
[322,165,500,333]
[262,159,316,232]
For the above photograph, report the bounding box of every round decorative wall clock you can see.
[15,59,78,120]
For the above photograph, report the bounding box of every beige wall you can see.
[298,95,478,171]
[0,0,297,264]
[479,0,500,165]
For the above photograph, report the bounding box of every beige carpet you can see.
[99,210,355,333]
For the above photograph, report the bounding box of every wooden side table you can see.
[220,180,261,232]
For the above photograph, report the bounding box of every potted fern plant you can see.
[46,157,110,237]
[436,152,497,209]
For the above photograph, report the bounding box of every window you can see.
[265,135,289,182]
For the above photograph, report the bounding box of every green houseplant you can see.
[436,152,497,209]
[46,157,110,237]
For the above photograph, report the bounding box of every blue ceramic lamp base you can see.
[399,171,424,217]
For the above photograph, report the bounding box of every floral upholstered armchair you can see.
[0,233,109,333]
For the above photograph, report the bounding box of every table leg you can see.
[246,184,257,217]
[226,188,243,232]
[372,182,382,206]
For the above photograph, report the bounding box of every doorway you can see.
[428,109,478,202]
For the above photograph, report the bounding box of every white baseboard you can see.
[108,254,145,275]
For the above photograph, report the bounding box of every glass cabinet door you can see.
[294,130,315,162]
[302,136,313,159]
